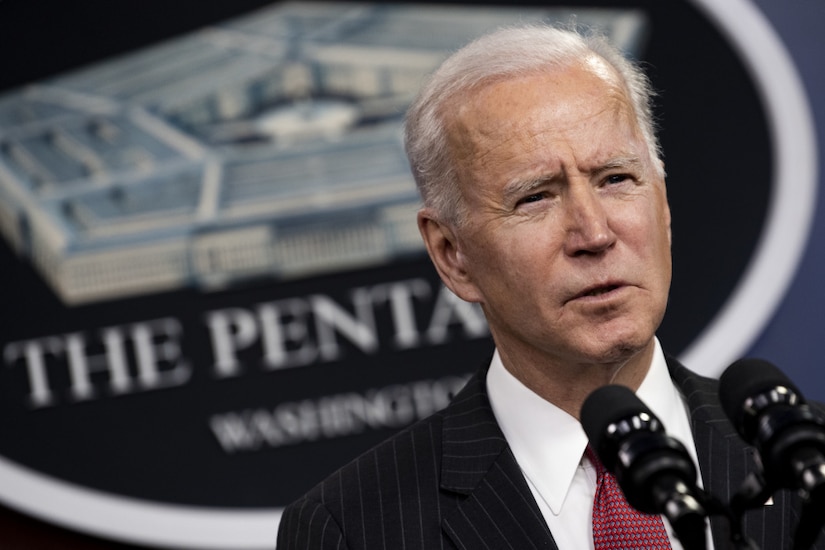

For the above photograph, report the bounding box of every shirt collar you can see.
[486,338,675,515]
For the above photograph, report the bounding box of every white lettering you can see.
[258,299,317,369]
[208,375,469,453]
[311,293,378,360]
[3,337,64,407]
[101,328,134,394]
[4,277,490,409]
[369,279,431,348]
[205,308,259,377]
[3,317,187,408]
[132,318,191,390]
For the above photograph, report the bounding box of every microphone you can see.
[719,358,825,550]
[581,385,708,550]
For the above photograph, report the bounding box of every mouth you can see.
[572,283,624,301]
[584,285,619,297]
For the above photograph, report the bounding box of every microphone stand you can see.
[729,470,774,529]
[790,449,825,550]
[650,473,708,550]
[691,487,759,550]
[794,484,825,550]
[729,455,825,550]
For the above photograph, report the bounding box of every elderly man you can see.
[276,24,813,550]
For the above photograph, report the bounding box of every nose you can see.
[562,183,616,257]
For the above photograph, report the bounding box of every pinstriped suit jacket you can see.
[276,356,823,549]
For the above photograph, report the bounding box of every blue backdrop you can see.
[747,0,825,400]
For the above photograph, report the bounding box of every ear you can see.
[417,208,483,303]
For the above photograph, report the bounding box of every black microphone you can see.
[719,358,825,550]
[581,385,708,550]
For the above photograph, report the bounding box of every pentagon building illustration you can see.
[0,3,647,304]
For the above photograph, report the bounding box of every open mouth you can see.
[579,284,621,299]
[586,285,619,296]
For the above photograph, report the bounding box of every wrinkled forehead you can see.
[443,59,639,162]
[445,55,632,129]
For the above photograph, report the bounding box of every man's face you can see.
[436,59,672,370]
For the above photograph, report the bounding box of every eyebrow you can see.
[594,156,646,174]
[501,155,646,202]
[501,175,558,203]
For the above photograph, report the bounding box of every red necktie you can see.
[586,446,672,549]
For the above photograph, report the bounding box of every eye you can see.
[605,173,632,185]
[519,193,545,205]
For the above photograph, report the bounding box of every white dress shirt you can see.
[486,338,713,550]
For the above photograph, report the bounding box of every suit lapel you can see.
[668,357,747,549]
[439,370,558,550]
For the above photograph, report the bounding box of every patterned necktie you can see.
[585,446,672,550]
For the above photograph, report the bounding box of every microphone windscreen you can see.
[580,384,651,456]
[718,358,802,433]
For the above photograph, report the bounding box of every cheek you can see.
[465,230,549,290]
[643,215,673,286]
[615,205,671,264]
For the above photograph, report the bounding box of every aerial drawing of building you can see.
[0,2,647,304]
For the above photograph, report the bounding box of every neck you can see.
[496,340,656,419]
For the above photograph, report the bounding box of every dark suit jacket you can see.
[277,356,822,549]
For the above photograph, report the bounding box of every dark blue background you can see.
[746,0,825,400]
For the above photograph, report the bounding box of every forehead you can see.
[444,60,643,174]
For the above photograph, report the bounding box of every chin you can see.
[583,331,653,365]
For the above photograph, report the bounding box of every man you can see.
[277,24,817,549]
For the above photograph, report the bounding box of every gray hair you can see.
[403,23,661,225]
